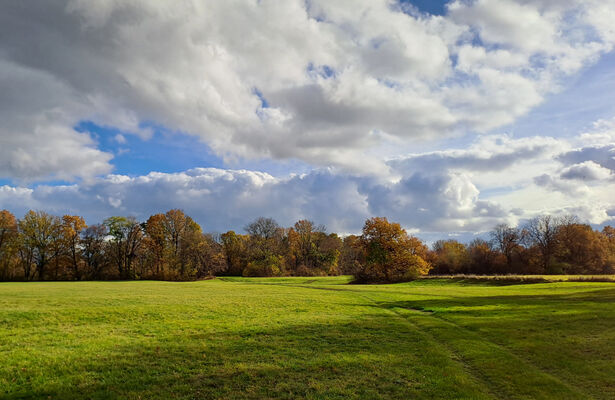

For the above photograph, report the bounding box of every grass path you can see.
[1,277,614,399]
[288,281,590,399]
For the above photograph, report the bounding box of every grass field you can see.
[1,277,614,399]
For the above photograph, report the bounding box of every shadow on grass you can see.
[369,287,615,315]
[5,287,615,400]
[4,315,494,400]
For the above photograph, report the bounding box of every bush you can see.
[242,255,284,277]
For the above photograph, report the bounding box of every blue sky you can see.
[508,51,615,139]
[400,0,448,16]
[1,0,615,238]
[75,121,224,176]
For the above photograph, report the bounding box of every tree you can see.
[288,220,339,276]
[190,233,226,278]
[339,234,364,275]
[314,233,342,275]
[62,215,87,280]
[163,209,202,278]
[490,224,520,269]
[18,211,62,280]
[220,231,249,276]
[245,217,280,240]
[243,217,285,276]
[555,223,608,274]
[144,214,167,278]
[467,239,505,274]
[0,210,18,280]
[355,217,430,283]
[81,224,108,279]
[243,254,284,277]
[431,240,469,274]
[294,219,317,269]
[104,216,143,279]
[523,215,571,272]
[602,226,615,273]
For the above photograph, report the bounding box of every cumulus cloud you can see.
[0,166,513,235]
[388,134,564,174]
[560,161,613,181]
[1,0,615,180]
[2,1,615,237]
[516,118,615,224]
[363,171,509,232]
[0,59,113,181]
[557,145,615,171]
[3,117,615,235]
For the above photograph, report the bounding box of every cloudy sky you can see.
[1,0,615,239]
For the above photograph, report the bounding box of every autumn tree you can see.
[243,217,285,276]
[143,214,167,278]
[355,217,430,283]
[286,220,341,276]
[430,240,469,274]
[314,232,343,275]
[81,224,108,279]
[0,210,18,280]
[555,223,609,274]
[245,217,280,240]
[602,226,615,273]
[490,224,521,269]
[467,239,505,274]
[190,233,226,278]
[293,220,320,269]
[339,234,364,275]
[522,215,573,272]
[18,211,62,280]
[61,215,87,280]
[104,216,143,279]
[162,209,203,279]
[220,230,249,275]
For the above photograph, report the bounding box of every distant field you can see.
[1,277,614,399]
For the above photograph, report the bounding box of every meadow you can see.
[1,277,614,399]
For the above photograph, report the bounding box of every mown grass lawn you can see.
[1,277,614,399]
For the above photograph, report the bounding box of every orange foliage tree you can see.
[355,217,430,283]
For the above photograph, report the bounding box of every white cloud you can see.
[1,0,615,180]
[2,114,615,235]
[0,166,511,235]
[0,59,113,181]
[114,134,127,144]
[560,161,613,181]
[2,1,615,236]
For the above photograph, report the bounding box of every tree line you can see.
[0,210,614,283]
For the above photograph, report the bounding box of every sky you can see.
[1,0,615,240]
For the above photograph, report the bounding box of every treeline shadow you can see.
[4,315,493,400]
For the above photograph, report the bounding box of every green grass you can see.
[1,277,614,399]
[424,274,615,283]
